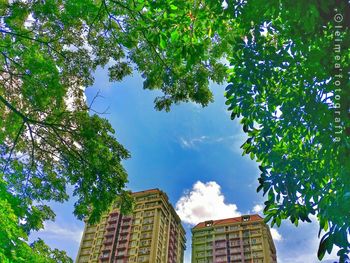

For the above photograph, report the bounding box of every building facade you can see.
[76,189,186,263]
[191,215,277,263]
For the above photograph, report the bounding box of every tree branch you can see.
[0,94,76,133]
[3,121,25,172]
[0,29,66,59]
[108,0,170,70]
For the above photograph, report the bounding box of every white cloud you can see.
[175,181,241,225]
[179,136,209,149]
[252,204,264,213]
[275,219,340,263]
[39,222,83,244]
[270,228,282,242]
[179,134,245,150]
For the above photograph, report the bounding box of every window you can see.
[144,211,154,217]
[197,252,205,257]
[134,219,141,224]
[141,240,151,246]
[131,233,139,240]
[229,225,239,231]
[251,230,260,235]
[139,247,150,254]
[136,212,142,218]
[143,218,154,224]
[215,234,225,240]
[229,233,239,238]
[148,194,158,200]
[216,227,225,232]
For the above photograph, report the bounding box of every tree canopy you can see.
[222,1,350,261]
[0,0,349,262]
[0,0,225,260]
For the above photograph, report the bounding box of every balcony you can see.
[117,243,127,249]
[100,253,110,261]
[120,230,129,235]
[229,242,241,247]
[230,249,241,255]
[215,251,227,256]
[105,232,114,238]
[81,241,92,248]
[109,216,118,223]
[104,238,113,245]
[85,227,97,233]
[84,234,94,240]
[107,224,117,230]
[102,245,112,251]
[215,244,227,249]
[115,253,127,259]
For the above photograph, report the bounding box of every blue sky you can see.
[30,67,339,263]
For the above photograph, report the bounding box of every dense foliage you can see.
[0,0,349,261]
[224,1,350,261]
[0,0,224,260]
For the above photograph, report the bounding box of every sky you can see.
[30,67,339,263]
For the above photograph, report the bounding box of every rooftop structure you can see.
[76,189,186,263]
[191,214,277,263]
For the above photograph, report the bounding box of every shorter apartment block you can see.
[191,214,277,263]
[76,189,186,263]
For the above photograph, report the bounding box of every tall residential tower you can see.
[76,189,186,263]
[191,214,277,263]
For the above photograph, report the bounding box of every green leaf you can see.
[160,35,167,49]
[171,30,179,42]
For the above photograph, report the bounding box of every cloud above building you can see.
[252,204,264,213]
[38,222,83,244]
[175,181,241,225]
[270,228,282,241]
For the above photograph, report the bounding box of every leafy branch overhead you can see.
[0,0,228,260]
[1,0,227,232]
[1,0,349,262]
[223,1,350,261]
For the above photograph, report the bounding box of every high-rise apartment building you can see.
[191,214,277,263]
[76,189,186,263]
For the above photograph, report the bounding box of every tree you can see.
[29,239,73,263]
[0,177,72,262]
[1,0,349,262]
[0,0,225,260]
[223,1,350,261]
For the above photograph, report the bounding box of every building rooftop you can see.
[132,188,161,195]
[192,214,264,230]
